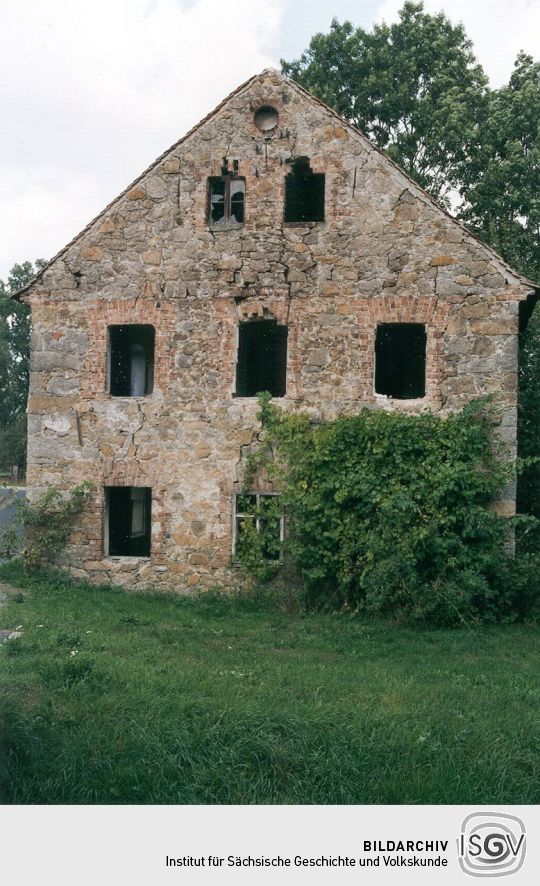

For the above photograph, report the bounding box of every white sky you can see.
[1,0,539,279]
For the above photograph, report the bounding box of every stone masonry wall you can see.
[23,70,530,589]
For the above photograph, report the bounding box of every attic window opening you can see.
[233,493,283,562]
[208,176,245,227]
[375,323,427,399]
[254,106,279,132]
[105,486,151,557]
[284,158,325,223]
[235,319,287,398]
[108,325,155,397]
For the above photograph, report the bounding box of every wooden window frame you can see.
[104,486,152,558]
[232,492,284,562]
[207,176,246,228]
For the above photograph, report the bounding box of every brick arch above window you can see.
[100,461,171,563]
[215,295,301,400]
[81,298,176,400]
[344,295,449,407]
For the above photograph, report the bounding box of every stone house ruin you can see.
[16,69,539,590]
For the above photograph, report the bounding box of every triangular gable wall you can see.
[17,68,537,300]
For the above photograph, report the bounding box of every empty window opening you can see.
[108,325,155,397]
[375,323,427,399]
[233,493,283,561]
[208,176,245,227]
[254,105,279,132]
[284,158,325,223]
[235,320,287,397]
[106,486,151,557]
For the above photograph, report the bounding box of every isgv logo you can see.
[458,812,526,877]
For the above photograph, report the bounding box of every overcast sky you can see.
[1,0,539,279]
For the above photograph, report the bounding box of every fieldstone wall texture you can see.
[22,69,533,589]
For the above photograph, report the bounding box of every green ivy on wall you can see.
[0,481,94,570]
[240,394,537,625]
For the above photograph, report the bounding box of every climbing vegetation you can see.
[0,481,94,570]
[282,4,540,537]
[239,395,538,625]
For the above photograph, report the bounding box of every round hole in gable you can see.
[253,106,279,132]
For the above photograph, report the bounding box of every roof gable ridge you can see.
[15,67,537,298]
[15,70,266,297]
[282,75,536,290]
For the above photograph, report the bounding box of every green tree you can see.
[0,260,46,474]
[457,54,540,537]
[460,53,540,281]
[283,3,539,544]
[282,1,488,201]
[518,312,540,536]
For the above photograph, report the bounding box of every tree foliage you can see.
[282,1,488,201]
[518,310,540,550]
[282,1,540,543]
[0,481,94,569]
[459,52,540,281]
[0,260,45,473]
[458,54,540,541]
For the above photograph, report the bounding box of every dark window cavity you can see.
[106,487,151,557]
[375,323,427,399]
[208,176,245,227]
[284,158,325,223]
[108,325,155,397]
[235,320,287,397]
[233,493,283,561]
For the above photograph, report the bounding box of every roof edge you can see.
[283,75,538,292]
[13,68,539,299]
[13,69,265,300]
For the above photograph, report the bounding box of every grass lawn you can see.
[0,561,538,805]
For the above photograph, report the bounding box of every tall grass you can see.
[0,562,538,804]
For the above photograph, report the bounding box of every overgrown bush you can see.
[240,395,537,625]
[0,482,94,570]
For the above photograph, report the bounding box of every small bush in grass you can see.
[239,395,538,625]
